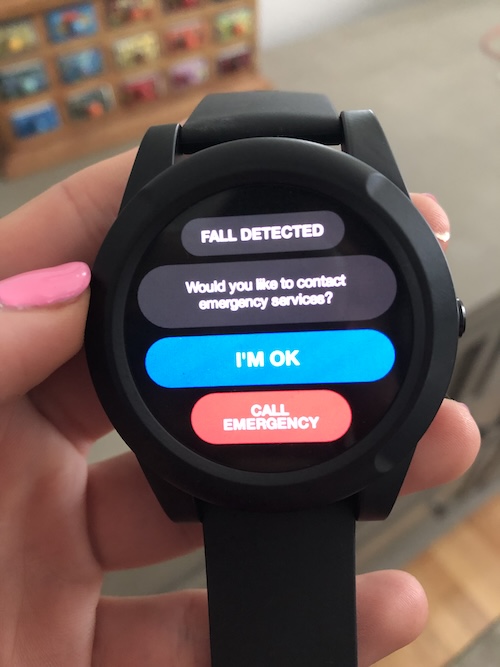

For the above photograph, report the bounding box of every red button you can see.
[191,390,352,445]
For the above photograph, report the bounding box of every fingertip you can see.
[0,262,90,310]
[402,399,481,495]
[357,570,428,666]
[410,193,451,250]
[446,400,482,473]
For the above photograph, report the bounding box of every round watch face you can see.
[123,183,413,473]
[86,137,458,507]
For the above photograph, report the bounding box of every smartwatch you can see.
[85,91,465,667]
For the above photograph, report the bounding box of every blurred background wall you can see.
[259,0,416,49]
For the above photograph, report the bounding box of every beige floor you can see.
[376,494,500,667]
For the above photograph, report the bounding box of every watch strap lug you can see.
[180,91,343,152]
[138,458,199,522]
[120,123,181,212]
[340,110,409,196]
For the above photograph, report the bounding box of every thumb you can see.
[0,262,91,402]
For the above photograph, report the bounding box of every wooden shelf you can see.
[0,0,268,178]
[0,0,252,21]
[2,71,271,178]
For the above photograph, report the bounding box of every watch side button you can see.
[457,299,467,337]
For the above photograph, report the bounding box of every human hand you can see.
[0,152,480,667]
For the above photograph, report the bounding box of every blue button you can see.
[145,330,395,389]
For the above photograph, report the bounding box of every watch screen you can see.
[124,184,413,472]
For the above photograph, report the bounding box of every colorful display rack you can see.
[0,0,267,177]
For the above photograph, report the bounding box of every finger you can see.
[401,399,480,495]
[29,349,113,449]
[93,590,210,667]
[87,452,203,571]
[410,193,450,251]
[0,263,90,402]
[88,400,479,572]
[0,148,137,280]
[356,570,428,666]
[92,571,426,667]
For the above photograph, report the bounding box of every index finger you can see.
[0,148,137,280]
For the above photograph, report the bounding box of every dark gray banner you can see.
[181,210,345,256]
[137,255,397,329]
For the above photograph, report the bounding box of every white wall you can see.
[259,0,374,50]
[259,0,412,50]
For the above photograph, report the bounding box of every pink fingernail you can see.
[0,262,91,309]
[423,193,439,203]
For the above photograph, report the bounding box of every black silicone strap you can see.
[119,92,404,667]
[120,124,180,212]
[180,91,343,152]
[201,500,358,667]
[186,90,359,667]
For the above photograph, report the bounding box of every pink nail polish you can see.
[0,262,91,309]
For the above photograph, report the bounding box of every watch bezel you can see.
[86,137,458,511]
